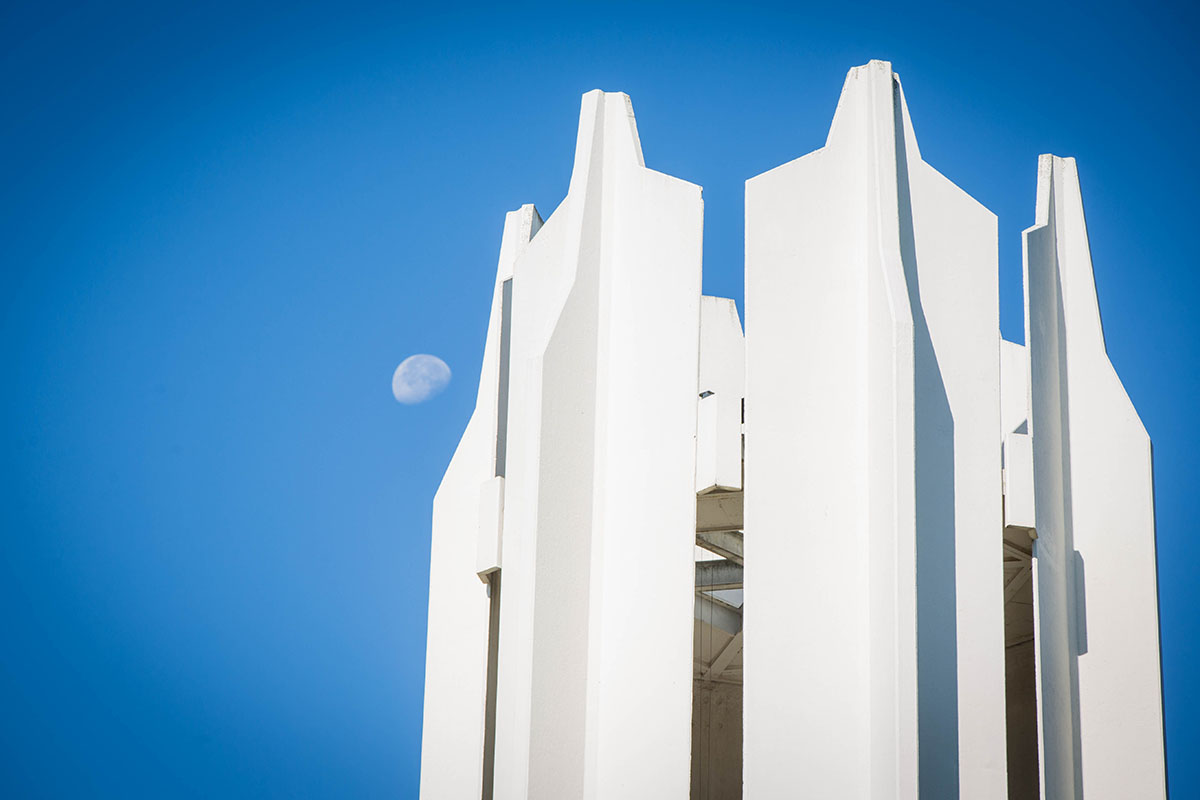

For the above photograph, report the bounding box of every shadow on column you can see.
[893,78,960,799]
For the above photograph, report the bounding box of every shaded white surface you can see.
[476,475,504,579]
[1000,339,1030,437]
[1003,432,1036,532]
[696,296,745,493]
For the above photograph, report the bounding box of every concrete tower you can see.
[418,61,1167,800]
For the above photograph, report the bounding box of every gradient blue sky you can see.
[3,1,1197,796]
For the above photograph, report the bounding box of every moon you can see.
[392,354,451,404]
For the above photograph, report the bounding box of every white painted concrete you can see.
[901,74,1008,800]
[476,475,505,580]
[1024,155,1167,799]
[1000,339,1029,437]
[420,67,1166,800]
[420,203,540,799]
[484,90,701,800]
[696,297,745,494]
[1003,432,1036,534]
[745,60,914,798]
[1001,341,1036,534]
[745,59,1006,799]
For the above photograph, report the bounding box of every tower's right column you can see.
[1023,155,1167,799]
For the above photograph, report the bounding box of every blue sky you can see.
[3,1,1196,796]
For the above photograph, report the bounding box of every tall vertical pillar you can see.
[489,90,703,800]
[1024,155,1167,799]
[420,202,541,799]
[744,60,1006,798]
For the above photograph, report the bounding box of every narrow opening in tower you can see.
[692,489,744,798]
[495,278,513,478]
[481,277,513,799]
[1002,537,1039,800]
[481,573,501,800]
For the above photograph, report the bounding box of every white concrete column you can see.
[696,296,745,494]
[1024,155,1167,799]
[744,59,1006,798]
[491,90,702,800]
[745,59,917,800]
[419,203,541,799]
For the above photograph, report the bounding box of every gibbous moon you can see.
[392,354,451,404]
